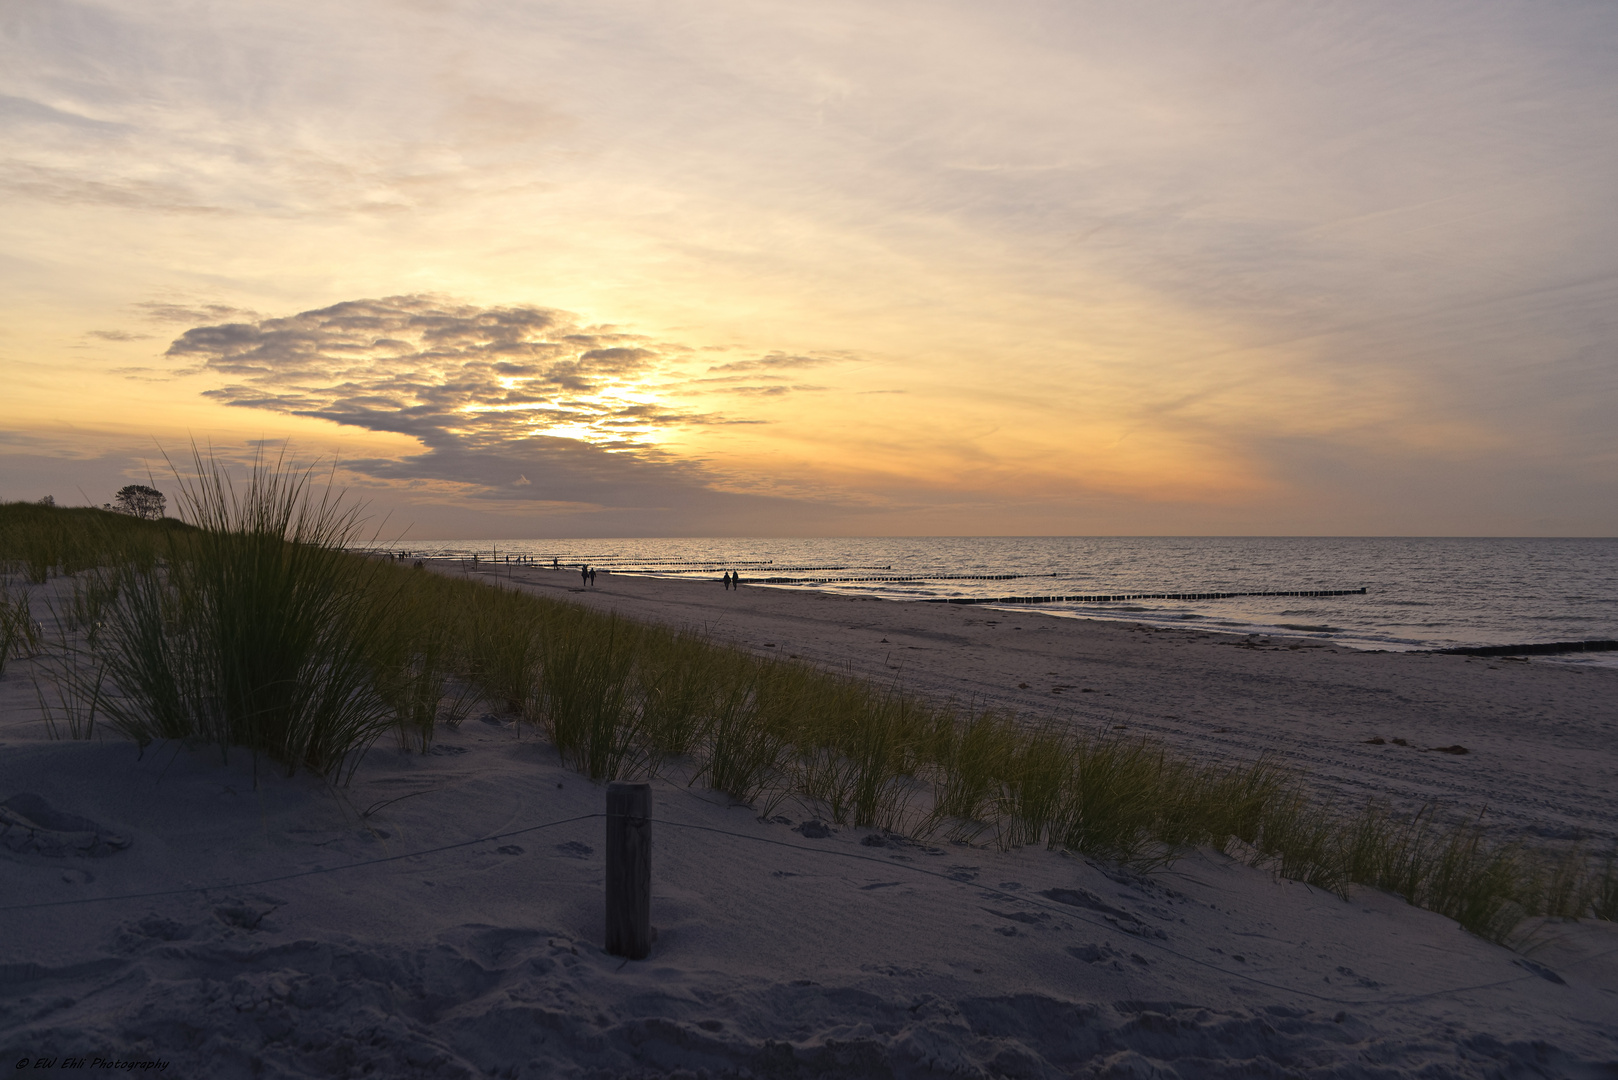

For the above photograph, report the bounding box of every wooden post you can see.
[605,781,652,959]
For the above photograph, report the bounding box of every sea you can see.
[387,537,1618,667]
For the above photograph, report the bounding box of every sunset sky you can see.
[4,1,1616,537]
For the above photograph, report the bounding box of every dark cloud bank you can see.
[166,295,837,531]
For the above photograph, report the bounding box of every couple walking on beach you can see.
[722,571,741,590]
[580,565,596,586]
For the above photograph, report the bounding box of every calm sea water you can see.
[393,537,1618,665]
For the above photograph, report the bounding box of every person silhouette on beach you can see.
[723,571,731,590]
[589,567,597,586]
[581,564,589,586]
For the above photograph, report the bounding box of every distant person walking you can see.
[589,567,597,586]
[722,571,731,590]
[581,564,589,586]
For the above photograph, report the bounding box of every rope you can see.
[0,813,605,912]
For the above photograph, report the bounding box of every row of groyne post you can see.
[1432,639,1618,657]
[924,587,1370,606]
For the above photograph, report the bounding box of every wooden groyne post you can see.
[605,781,652,959]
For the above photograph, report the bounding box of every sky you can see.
[3,0,1616,538]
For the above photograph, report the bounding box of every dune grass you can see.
[4,452,397,781]
[0,579,41,677]
[0,500,173,583]
[4,475,1615,942]
[420,567,1615,939]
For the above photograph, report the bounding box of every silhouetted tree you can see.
[113,484,166,520]
[36,495,54,507]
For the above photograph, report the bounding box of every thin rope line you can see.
[0,808,1563,1007]
[0,813,605,912]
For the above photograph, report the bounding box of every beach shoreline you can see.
[381,535,1618,663]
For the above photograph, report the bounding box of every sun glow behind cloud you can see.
[166,296,738,452]
[2,1,1617,535]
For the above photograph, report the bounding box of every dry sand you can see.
[1,567,1615,1077]
[512,566,1618,845]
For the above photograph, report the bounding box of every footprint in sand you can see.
[1067,942,1141,968]
[0,794,130,858]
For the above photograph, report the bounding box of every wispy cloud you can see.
[0,160,231,215]
[136,302,259,324]
[706,353,836,374]
[718,385,828,397]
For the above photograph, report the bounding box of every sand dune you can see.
[2,568,1615,1077]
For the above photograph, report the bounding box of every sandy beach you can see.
[506,566,1618,845]
[2,568,1616,1077]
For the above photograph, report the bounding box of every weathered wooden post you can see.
[605,781,652,959]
